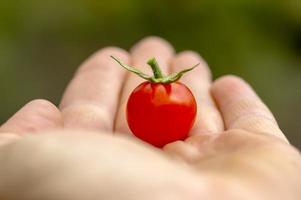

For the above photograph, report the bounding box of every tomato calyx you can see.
[111,56,199,84]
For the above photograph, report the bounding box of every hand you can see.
[0,37,300,200]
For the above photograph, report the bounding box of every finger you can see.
[170,51,224,135]
[0,99,62,134]
[115,36,175,134]
[60,47,130,132]
[211,75,288,142]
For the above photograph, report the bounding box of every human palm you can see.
[0,37,300,200]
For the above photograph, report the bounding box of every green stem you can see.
[147,58,164,79]
[111,55,199,84]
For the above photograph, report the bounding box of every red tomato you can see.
[112,56,199,148]
[127,82,197,147]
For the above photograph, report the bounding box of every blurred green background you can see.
[0,0,300,148]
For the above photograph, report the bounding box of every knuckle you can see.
[62,103,112,131]
[224,98,272,123]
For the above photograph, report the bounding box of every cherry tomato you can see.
[112,56,199,147]
[127,82,197,147]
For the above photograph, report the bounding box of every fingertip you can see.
[20,99,62,126]
[211,75,256,105]
[212,75,250,94]
[131,36,175,56]
[0,99,63,134]
[97,46,130,61]
[78,46,130,74]
[175,50,202,61]
[28,99,62,119]
[212,74,244,87]
[171,50,211,80]
[130,36,175,67]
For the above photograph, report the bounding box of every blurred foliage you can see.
[0,0,300,148]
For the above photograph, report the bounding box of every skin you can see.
[0,36,300,200]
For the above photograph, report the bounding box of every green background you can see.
[1,0,300,149]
